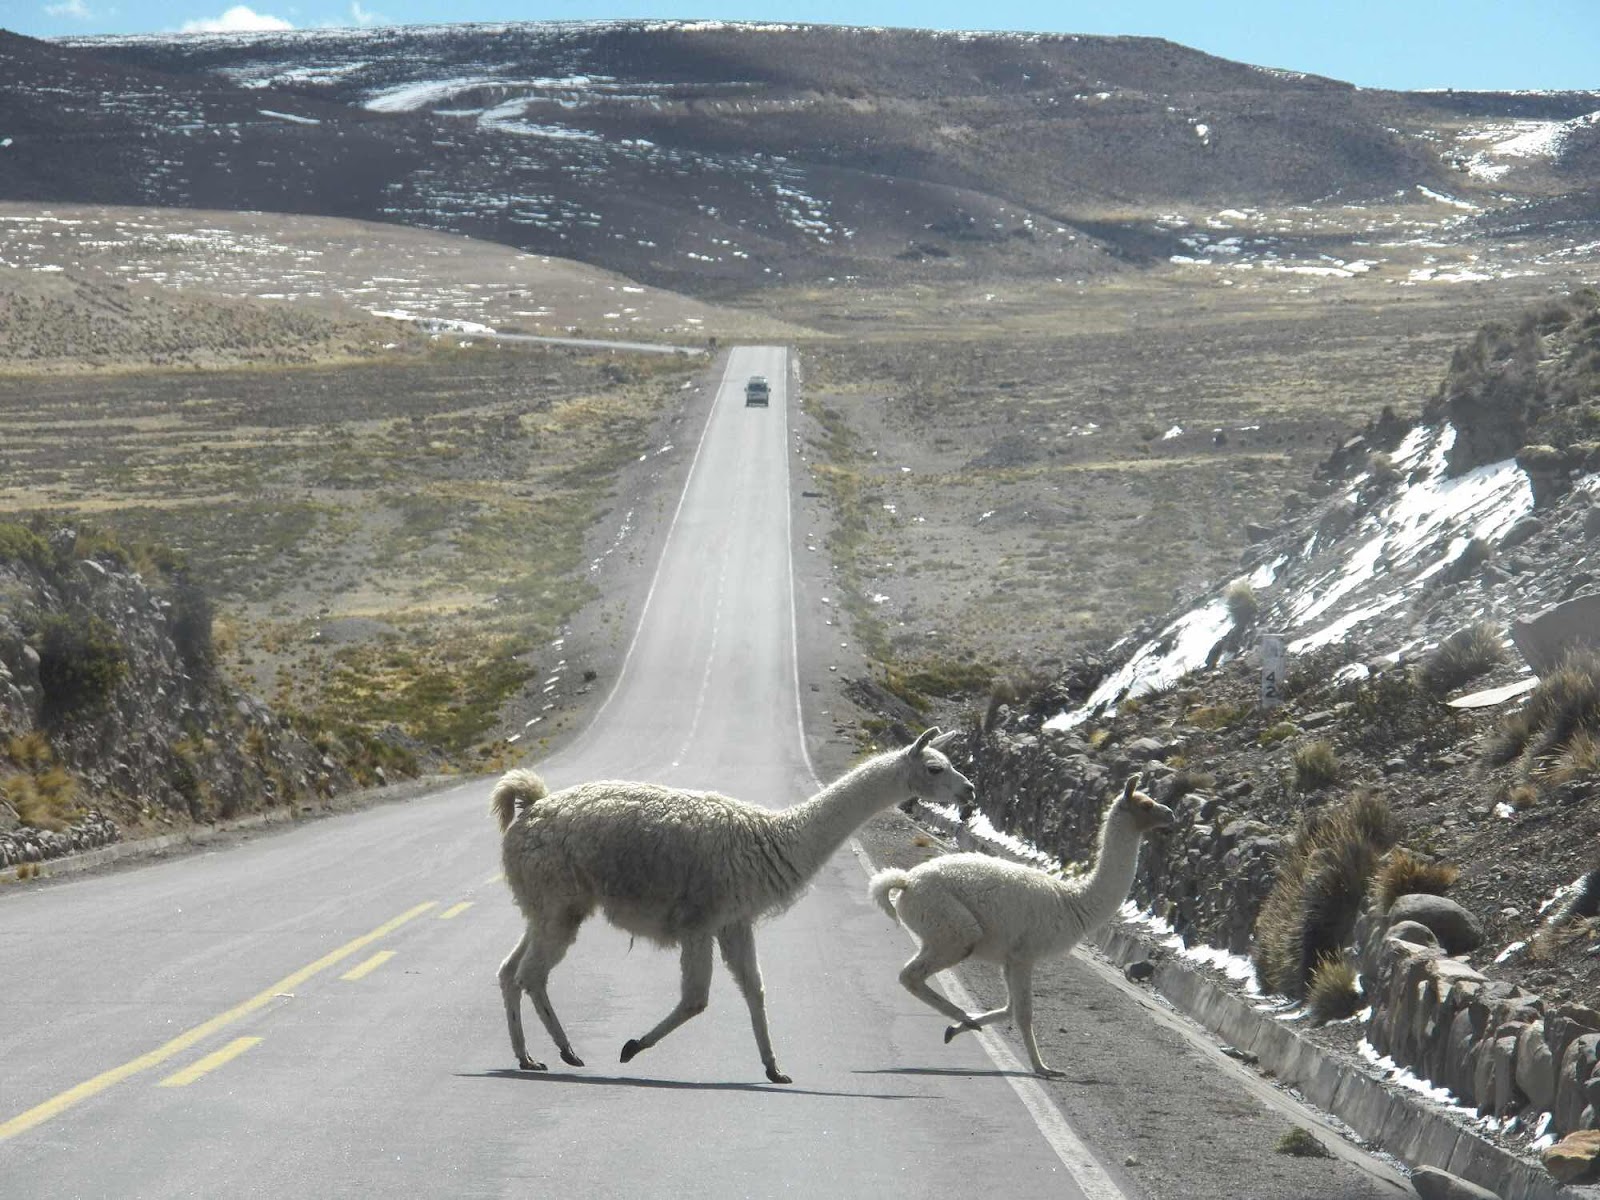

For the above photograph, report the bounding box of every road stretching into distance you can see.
[0,349,1119,1198]
[0,350,1413,1199]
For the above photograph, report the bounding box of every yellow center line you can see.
[438,901,473,920]
[340,950,396,982]
[157,1037,262,1088]
[0,900,437,1142]
[483,872,504,886]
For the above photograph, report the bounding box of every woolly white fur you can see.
[492,727,976,1083]
[868,776,1173,1076]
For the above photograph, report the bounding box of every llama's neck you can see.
[1059,808,1146,929]
[770,755,901,886]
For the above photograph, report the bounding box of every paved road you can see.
[0,348,1113,1199]
[0,348,1422,1199]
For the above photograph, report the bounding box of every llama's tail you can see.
[491,769,549,833]
[868,868,912,923]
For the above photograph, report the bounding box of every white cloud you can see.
[179,5,293,32]
[348,0,384,25]
[44,0,94,19]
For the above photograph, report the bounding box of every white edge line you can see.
[844,842,1126,1200]
[575,352,730,740]
[781,347,1124,1200]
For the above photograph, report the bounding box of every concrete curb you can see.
[1094,923,1587,1200]
[0,775,454,887]
[911,801,1597,1200]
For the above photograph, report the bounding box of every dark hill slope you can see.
[4,22,1598,293]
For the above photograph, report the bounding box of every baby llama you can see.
[492,727,975,1083]
[869,774,1173,1077]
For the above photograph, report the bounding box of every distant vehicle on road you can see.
[744,375,770,406]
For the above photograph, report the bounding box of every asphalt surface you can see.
[0,350,1415,1199]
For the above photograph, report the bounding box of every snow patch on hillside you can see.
[1045,422,1535,728]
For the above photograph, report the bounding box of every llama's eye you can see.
[927,763,944,775]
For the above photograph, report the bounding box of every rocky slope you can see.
[0,523,420,869]
[898,288,1600,1183]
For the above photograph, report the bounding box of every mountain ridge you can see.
[4,21,1595,294]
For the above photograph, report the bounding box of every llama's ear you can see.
[909,727,939,753]
[929,729,959,751]
[1122,774,1142,799]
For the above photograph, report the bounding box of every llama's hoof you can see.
[619,1038,643,1064]
[765,1066,792,1085]
[517,1055,548,1072]
[944,1020,977,1044]
[560,1048,584,1068]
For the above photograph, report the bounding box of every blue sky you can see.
[4,0,1596,93]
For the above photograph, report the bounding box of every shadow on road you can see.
[855,1064,1105,1084]
[468,1067,925,1101]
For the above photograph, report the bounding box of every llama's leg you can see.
[513,907,587,1070]
[717,921,789,1084]
[1005,961,1061,1078]
[620,933,713,1065]
[943,988,1015,1044]
[898,939,979,1032]
[497,929,539,1070]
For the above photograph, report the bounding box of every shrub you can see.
[1539,727,1600,787]
[1259,721,1299,747]
[1293,740,1340,792]
[1276,1127,1332,1158]
[1253,792,1395,999]
[5,731,53,770]
[1417,621,1506,696]
[1366,452,1401,485]
[1224,579,1259,627]
[1370,848,1460,912]
[167,573,217,680]
[1306,956,1362,1025]
[2,766,78,831]
[1349,668,1465,754]
[1485,650,1600,770]
[0,522,52,570]
[1188,701,1251,730]
[33,612,128,722]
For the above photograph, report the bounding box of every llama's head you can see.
[1116,774,1175,835]
[896,727,976,812]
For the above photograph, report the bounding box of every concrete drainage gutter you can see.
[1093,922,1587,1200]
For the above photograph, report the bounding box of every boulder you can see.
[1387,894,1484,954]
[1510,593,1600,675]
[1518,1022,1558,1114]
[1543,1130,1600,1184]
[1547,1005,1600,1074]
[1386,919,1440,950]
[1557,1034,1600,1134]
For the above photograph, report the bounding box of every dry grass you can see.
[1306,956,1362,1025]
[1486,650,1600,779]
[1417,621,1506,696]
[1253,791,1396,999]
[1223,579,1259,627]
[1538,727,1600,787]
[0,348,697,759]
[1,766,79,831]
[1293,740,1340,792]
[1275,1127,1332,1158]
[1369,848,1460,913]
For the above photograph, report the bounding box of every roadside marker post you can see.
[1259,634,1287,709]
